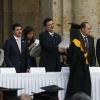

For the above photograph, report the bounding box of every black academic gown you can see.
[65,38,91,99]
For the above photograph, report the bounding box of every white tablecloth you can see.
[0,67,99,100]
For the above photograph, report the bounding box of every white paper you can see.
[34,39,39,46]
[29,39,41,57]
[58,38,70,49]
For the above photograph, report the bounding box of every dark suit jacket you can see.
[4,36,30,73]
[77,33,96,66]
[39,31,61,72]
[96,39,100,66]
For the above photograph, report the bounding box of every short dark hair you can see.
[12,23,22,31]
[43,17,52,26]
[23,26,34,34]
[80,22,89,30]
[23,26,34,39]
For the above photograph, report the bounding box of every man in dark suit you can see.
[4,23,30,73]
[96,39,100,66]
[39,18,61,72]
[69,22,96,67]
[79,22,96,66]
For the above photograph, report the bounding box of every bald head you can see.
[80,22,92,36]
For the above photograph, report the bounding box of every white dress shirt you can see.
[49,32,54,36]
[81,32,88,48]
[14,36,21,53]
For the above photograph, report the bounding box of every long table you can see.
[0,67,100,100]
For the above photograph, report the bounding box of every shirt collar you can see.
[49,32,54,36]
[14,35,21,40]
[80,32,87,38]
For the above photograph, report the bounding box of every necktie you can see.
[51,33,54,37]
[84,37,89,49]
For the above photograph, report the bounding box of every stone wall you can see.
[1,0,100,66]
[12,0,40,37]
[2,0,100,42]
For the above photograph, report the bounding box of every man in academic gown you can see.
[65,22,92,99]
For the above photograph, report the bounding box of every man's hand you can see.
[58,47,66,53]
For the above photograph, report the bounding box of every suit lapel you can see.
[21,39,25,54]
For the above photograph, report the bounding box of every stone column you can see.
[39,0,52,32]
[72,0,99,38]
[12,0,40,36]
[62,0,72,39]
[52,0,63,35]
[97,0,100,38]
[52,0,72,38]
[3,0,12,42]
[0,0,3,47]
